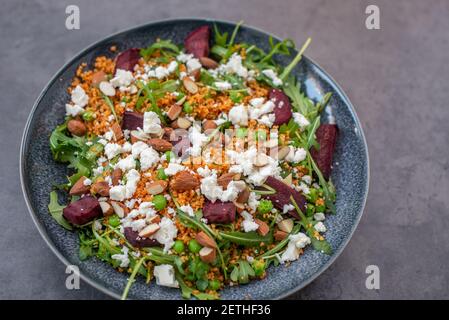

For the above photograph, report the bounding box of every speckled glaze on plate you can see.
[20,18,369,300]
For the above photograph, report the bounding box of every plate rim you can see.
[20,17,370,300]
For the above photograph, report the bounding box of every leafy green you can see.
[48,191,72,230]
[219,231,272,247]
[140,40,180,59]
[279,37,311,80]
[102,94,117,120]
[230,260,255,284]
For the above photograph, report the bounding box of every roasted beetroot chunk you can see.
[203,200,236,224]
[310,124,338,180]
[114,48,141,72]
[121,111,143,130]
[62,195,102,225]
[124,228,160,248]
[269,89,293,125]
[184,26,211,58]
[262,176,306,220]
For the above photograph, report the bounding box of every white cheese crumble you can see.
[111,246,130,268]
[188,125,208,157]
[153,264,179,288]
[152,217,178,252]
[125,169,140,199]
[200,170,246,203]
[83,178,92,186]
[164,163,186,176]
[214,81,232,90]
[143,111,162,134]
[283,204,294,214]
[65,104,84,116]
[140,147,160,171]
[314,212,325,221]
[228,105,248,126]
[285,146,307,163]
[262,69,283,86]
[109,185,126,201]
[179,205,195,217]
[241,211,259,232]
[110,69,134,88]
[280,232,311,263]
[104,143,123,159]
[219,53,248,78]
[314,222,327,233]
[71,85,89,107]
[292,112,310,129]
[115,154,136,172]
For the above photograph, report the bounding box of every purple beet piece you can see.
[203,200,236,224]
[121,111,143,130]
[124,228,160,248]
[114,48,141,72]
[269,89,293,125]
[184,26,210,58]
[310,124,338,180]
[263,176,306,220]
[63,195,102,225]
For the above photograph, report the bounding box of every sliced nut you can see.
[199,57,219,69]
[217,172,238,189]
[274,229,288,241]
[91,70,107,87]
[111,201,128,218]
[195,231,217,249]
[176,117,192,129]
[99,201,114,216]
[131,130,150,142]
[91,181,110,197]
[111,122,123,141]
[147,138,173,152]
[199,247,216,263]
[138,223,160,238]
[255,219,270,236]
[167,104,182,121]
[147,180,168,195]
[111,168,122,186]
[170,171,200,191]
[277,146,291,160]
[253,153,270,167]
[282,173,292,186]
[147,215,161,224]
[203,120,217,132]
[67,119,87,136]
[233,201,245,213]
[99,81,116,96]
[236,187,250,204]
[69,176,90,195]
[182,77,198,94]
[277,218,294,233]
[175,95,187,105]
[189,68,201,81]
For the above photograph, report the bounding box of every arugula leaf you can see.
[140,40,180,59]
[219,231,272,247]
[280,37,311,80]
[102,94,117,121]
[48,191,72,230]
[309,235,332,255]
[213,23,228,47]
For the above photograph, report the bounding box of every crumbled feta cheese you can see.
[99,81,116,96]
[302,175,312,185]
[314,222,327,233]
[240,211,259,232]
[299,182,310,195]
[188,125,208,157]
[109,185,126,201]
[248,100,275,120]
[65,103,84,116]
[164,163,186,176]
[115,154,136,172]
[248,192,260,212]
[200,171,246,203]
[71,85,89,107]
[214,81,232,90]
[131,141,148,158]
[314,212,325,221]
[153,264,179,288]
[83,178,92,186]
[153,217,178,252]
[125,169,140,199]
[138,201,156,218]
[285,147,307,163]
[180,205,195,217]
[143,111,162,134]
[103,131,114,141]
[258,113,276,127]
[111,246,130,268]
[292,112,310,129]
[280,232,311,263]
[219,53,248,78]
[104,143,123,159]
[228,105,248,126]
[283,204,294,214]
[140,147,160,170]
[110,69,134,88]
[186,58,202,73]
[262,69,283,87]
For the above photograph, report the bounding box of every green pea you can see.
[82,111,95,121]
[157,168,168,180]
[183,102,193,114]
[173,240,185,253]
[165,150,175,162]
[188,239,202,253]
[236,127,247,139]
[308,189,319,203]
[152,195,167,211]
[108,215,120,227]
[208,279,221,290]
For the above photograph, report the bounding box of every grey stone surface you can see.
[0,0,447,299]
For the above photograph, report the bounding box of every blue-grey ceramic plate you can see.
[20,18,369,300]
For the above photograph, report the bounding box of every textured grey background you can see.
[1,0,448,299]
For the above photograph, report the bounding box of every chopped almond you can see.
[111,122,123,141]
[91,181,110,197]
[195,231,217,249]
[99,201,114,216]
[147,180,168,195]
[147,138,173,152]
[217,172,238,189]
[277,218,294,233]
[182,77,198,94]
[274,229,288,241]
[167,104,182,121]
[67,119,87,136]
[170,171,199,191]
[199,247,216,263]
[111,168,122,186]
[255,219,270,236]
[69,176,90,196]
[138,223,160,238]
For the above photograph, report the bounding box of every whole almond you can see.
[91,181,110,197]
[167,104,182,121]
[255,219,270,236]
[190,68,201,81]
[176,117,192,129]
[69,176,90,195]
[199,247,216,263]
[99,201,114,216]
[236,187,250,204]
[217,172,237,189]
[182,77,198,94]
[274,229,288,241]
[111,168,122,186]
[277,146,291,160]
[147,180,168,195]
[67,119,87,136]
[111,201,128,218]
[170,171,200,191]
[91,70,107,87]
[147,138,173,152]
[277,218,294,233]
[195,231,217,249]
[111,122,123,141]
[199,57,219,69]
[203,120,217,132]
